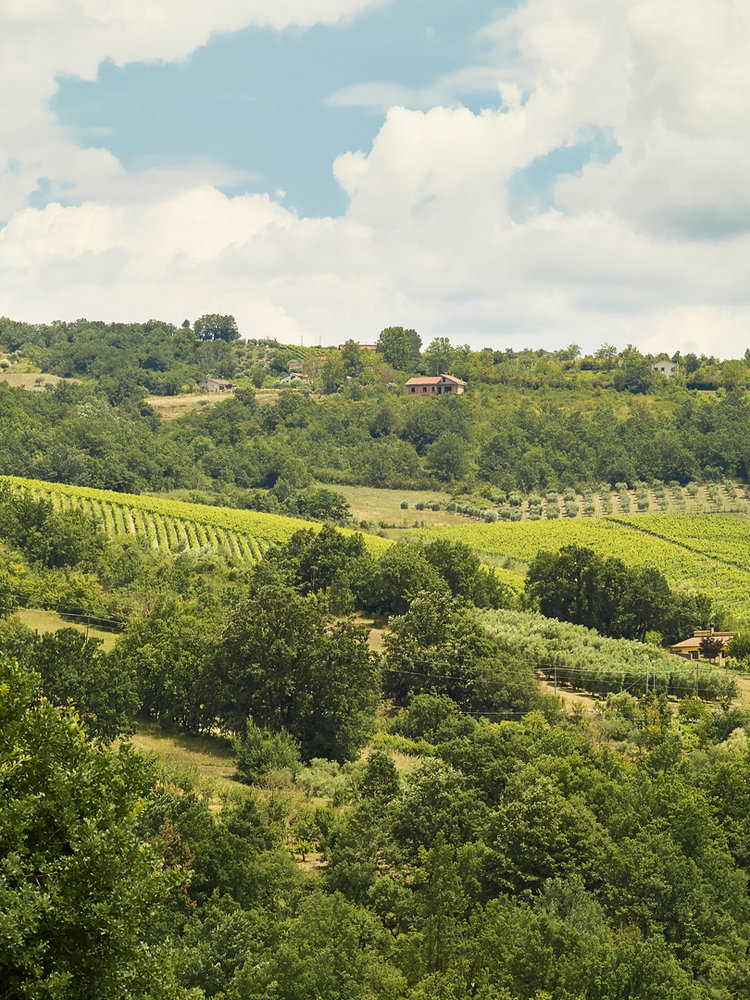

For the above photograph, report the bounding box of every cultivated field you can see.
[3,475,390,562]
[403,513,750,619]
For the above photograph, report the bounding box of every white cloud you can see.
[1,0,750,356]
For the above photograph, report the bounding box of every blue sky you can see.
[52,1,515,217]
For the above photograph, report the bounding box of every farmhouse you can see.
[669,627,736,664]
[405,374,467,395]
[198,378,235,392]
[278,371,312,385]
[652,359,679,377]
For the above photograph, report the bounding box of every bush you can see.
[234,722,302,784]
[400,501,409,509]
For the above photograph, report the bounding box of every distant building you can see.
[277,372,312,385]
[198,378,235,392]
[652,359,679,377]
[669,627,735,664]
[405,374,467,395]
[338,343,378,351]
[287,360,302,370]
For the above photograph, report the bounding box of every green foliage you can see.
[234,721,302,783]
[377,326,422,370]
[359,542,449,616]
[384,592,499,708]
[193,313,240,342]
[215,585,381,760]
[0,485,104,568]
[0,656,189,998]
[112,595,222,732]
[1,625,139,740]
[526,544,682,641]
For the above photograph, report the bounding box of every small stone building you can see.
[198,378,235,392]
[652,359,679,377]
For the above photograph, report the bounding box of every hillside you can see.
[2,475,390,562]
[402,513,750,621]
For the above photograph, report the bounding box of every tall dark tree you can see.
[376,326,421,370]
[193,313,240,342]
[214,585,380,760]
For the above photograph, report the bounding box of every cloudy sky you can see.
[1,0,749,356]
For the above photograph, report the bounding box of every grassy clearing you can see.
[0,371,74,390]
[14,607,120,651]
[130,723,247,807]
[146,388,280,420]
[145,392,235,420]
[333,484,475,528]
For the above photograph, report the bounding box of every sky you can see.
[1,0,749,356]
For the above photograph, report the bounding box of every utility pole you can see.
[554,664,558,697]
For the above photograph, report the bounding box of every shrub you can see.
[234,722,302,784]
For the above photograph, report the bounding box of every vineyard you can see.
[2,476,390,563]
[406,514,750,619]
[477,608,738,703]
[444,480,750,523]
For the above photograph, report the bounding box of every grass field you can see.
[0,371,74,390]
[14,607,120,651]
[333,484,475,528]
[403,513,750,620]
[146,388,279,420]
[130,723,248,807]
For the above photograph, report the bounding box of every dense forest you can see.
[1,316,750,497]
[3,316,750,997]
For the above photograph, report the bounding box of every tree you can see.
[376,326,421,370]
[699,634,724,661]
[9,628,139,740]
[526,546,675,641]
[423,337,456,376]
[341,339,365,377]
[613,363,656,394]
[384,591,498,706]
[193,313,240,342]
[425,431,472,480]
[727,633,750,666]
[359,542,448,616]
[264,523,367,594]
[111,596,221,732]
[0,656,190,998]
[214,585,380,760]
[321,352,346,394]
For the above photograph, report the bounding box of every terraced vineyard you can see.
[2,476,389,562]
[405,514,750,619]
